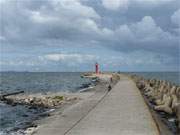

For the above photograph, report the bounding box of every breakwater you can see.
[0,92,81,134]
[131,74,180,134]
[35,74,159,135]
[0,72,93,135]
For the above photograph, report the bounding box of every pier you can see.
[35,74,159,135]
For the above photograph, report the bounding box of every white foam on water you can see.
[168,118,176,122]
[79,86,94,92]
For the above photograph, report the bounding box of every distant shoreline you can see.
[0,71,179,73]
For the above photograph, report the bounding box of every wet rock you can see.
[24,126,38,135]
[176,104,180,132]
[24,98,29,103]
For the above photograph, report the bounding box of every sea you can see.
[0,72,91,134]
[0,72,179,134]
[131,72,180,85]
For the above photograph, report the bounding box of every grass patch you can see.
[53,96,64,100]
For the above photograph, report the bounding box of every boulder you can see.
[154,94,173,114]
[170,86,176,95]
[176,104,180,132]
[171,94,178,112]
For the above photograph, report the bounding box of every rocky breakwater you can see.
[112,73,121,82]
[1,93,80,108]
[131,75,180,134]
[0,93,81,135]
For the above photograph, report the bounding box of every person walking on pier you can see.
[108,84,112,92]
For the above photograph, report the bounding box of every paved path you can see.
[36,75,159,135]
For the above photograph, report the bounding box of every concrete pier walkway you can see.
[36,75,159,135]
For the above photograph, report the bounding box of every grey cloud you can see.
[171,9,180,34]
[171,9,180,26]
[1,0,178,47]
[101,0,177,11]
[0,0,179,71]
[1,0,101,42]
[99,16,179,56]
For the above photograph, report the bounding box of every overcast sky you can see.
[0,0,179,72]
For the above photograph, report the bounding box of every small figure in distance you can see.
[110,77,113,83]
[108,85,112,92]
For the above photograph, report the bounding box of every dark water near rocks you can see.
[0,72,179,134]
[0,72,91,134]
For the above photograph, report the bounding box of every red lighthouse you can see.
[95,62,99,74]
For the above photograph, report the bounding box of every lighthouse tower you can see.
[95,62,99,74]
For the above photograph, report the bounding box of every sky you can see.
[0,0,180,72]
